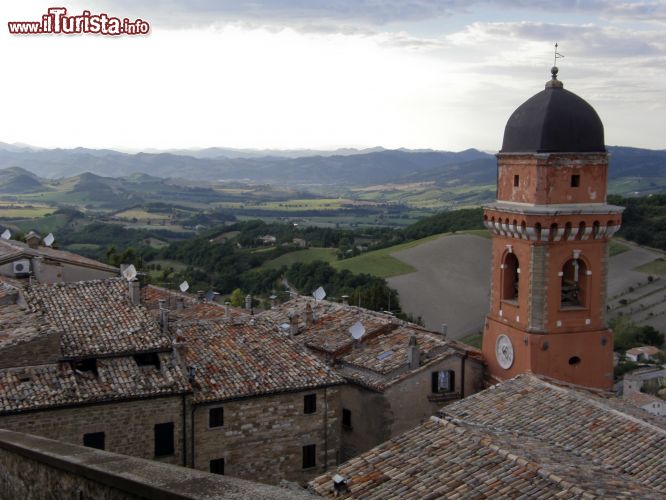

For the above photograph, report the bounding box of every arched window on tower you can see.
[502,253,519,302]
[561,258,588,308]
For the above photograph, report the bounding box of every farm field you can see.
[0,203,54,218]
[114,209,171,221]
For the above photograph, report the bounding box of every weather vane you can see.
[553,42,564,67]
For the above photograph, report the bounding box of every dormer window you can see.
[71,358,98,377]
[134,352,160,369]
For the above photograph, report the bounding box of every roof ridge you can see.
[538,377,666,435]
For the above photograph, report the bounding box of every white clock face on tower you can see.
[496,334,514,369]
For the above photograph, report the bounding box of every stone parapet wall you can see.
[0,428,309,499]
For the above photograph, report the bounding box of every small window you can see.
[71,358,98,377]
[569,356,581,366]
[513,174,519,187]
[83,432,105,450]
[342,408,352,429]
[304,394,317,414]
[210,458,225,475]
[209,407,224,428]
[154,422,174,457]
[134,352,160,369]
[431,370,454,393]
[571,174,580,187]
[302,444,316,469]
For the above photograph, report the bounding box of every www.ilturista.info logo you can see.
[8,7,150,36]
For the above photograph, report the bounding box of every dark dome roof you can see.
[501,76,605,153]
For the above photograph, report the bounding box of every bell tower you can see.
[481,67,623,390]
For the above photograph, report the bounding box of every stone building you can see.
[0,233,118,283]
[175,318,343,485]
[481,67,623,390]
[0,277,190,465]
[311,374,666,498]
[0,277,346,486]
[258,297,484,460]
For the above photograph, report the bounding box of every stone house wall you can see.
[0,396,185,466]
[192,387,340,485]
[339,355,484,461]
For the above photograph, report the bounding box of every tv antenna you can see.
[1,229,10,240]
[122,264,137,281]
[313,286,326,302]
[349,321,366,340]
[43,233,55,247]
[179,280,190,293]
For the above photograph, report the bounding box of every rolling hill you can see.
[0,144,664,195]
[0,166,49,193]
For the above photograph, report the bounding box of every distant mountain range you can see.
[0,143,664,193]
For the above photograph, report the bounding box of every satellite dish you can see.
[43,233,55,247]
[122,264,137,281]
[313,286,326,302]
[0,229,10,240]
[349,321,366,340]
[179,281,189,293]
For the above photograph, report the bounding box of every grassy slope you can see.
[331,233,452,278]
[609,240,630,256]
[260,233,455,278]
[635,258,666,276]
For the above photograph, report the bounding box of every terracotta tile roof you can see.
[259,297,480,392]
[176,319,344,404]
[0,353,189,414]
[624,391,665,408]
[0,239,117,273]
[0,303,47,350]
[143,285,249,322]
[311,374,666,498]
[335,326,462,392]
[626,345,661,357]
[24,278,171,358]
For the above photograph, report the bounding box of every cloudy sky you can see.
[1,1,665,152]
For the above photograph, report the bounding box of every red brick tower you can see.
[481,67,623,390]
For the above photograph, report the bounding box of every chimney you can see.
[176,297,184,310]
[245,294,252,312]
[224,301,231,320]
[197,290,205,303]
[158,299,169,333]
[128,280,141,306]
[407,334,420,370]
[441,323,448,336]
[289,313,300,335]
[25,231,41,249]
[341,295,349,306]
[305,303,314,326]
